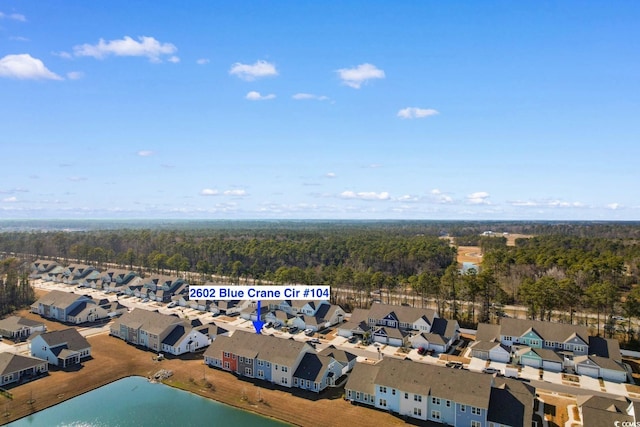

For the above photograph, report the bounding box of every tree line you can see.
[0,258,36,316]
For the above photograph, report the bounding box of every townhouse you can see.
[0,352,48,386]
[263,299,346,332]
[29,328,91,368]
[204,330,356,392]
[31,290,94,322]
[100,270,142,293]
[142,276,187,303]
[0,316,46,340]
[110,309,184,352]
[339,303,459,353]
[576,395,640,426]
[471,318,627,382]
[345,357,534,427]
[110,309,222,355]
[29,260,62,279]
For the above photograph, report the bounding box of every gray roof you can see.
[577,395,633,426]
[475,323,501,342]
[499,318,589,344]
[430,317,459,340]
[340,308,370,331]
[345,362,381,396]
[488,378,535,426]
[575,355,626,372]
[222,330,310,366]
[34,328,90,351]
[204,335,230,360]
[470,341,503,352]
[0,316,44,333]
[293,353,333,382]
[532,348,564,362]
[35,290,90,310]
[374,357,493,408]
[0,352,47,376]
[368,303,437,326]
[112,308,183,336]
[319,345,357,365]
[589,336,622,362]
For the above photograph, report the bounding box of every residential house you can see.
[293,353,341,392]
[574,355,627,383]
[110,309,184,352]
[61,264,100,286]
[31,290,93,322]
[345,357,534,427]
[410,317,460,353]
[29,260,61,279]
[337,309,371,338]
[204,330,315,388]
[101,270,142,293]
[29,328,91,368]
[469,324,511,363]
[496,318,589,354]
[318,345,357,375]
[576,395,639,426]
[346,358,491,424]
[0,316,46,340]
[0,353,48,386]
[142,276,186,303]
[160,323,215,356]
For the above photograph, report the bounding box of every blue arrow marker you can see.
[252,300,265,334]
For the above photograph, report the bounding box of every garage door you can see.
[521,356,541,368]
[577,365,600,378]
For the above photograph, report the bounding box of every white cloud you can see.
[510,199,586,208]
[467,191,490,205]
[336,63,385,89]
[340,191,390,201]
[137,150,154,157]
[229,60,278,81]
[397,195,419,202]
[397,107,439,119]
[430,189,453,204]
[10,36,29,42]
[196,58,210,65]
[292,93,329,101]
[325,172,336,178]
[2,196,17,203]
[607,203,622,210]
[223,189,247,196]
[0,12,26,22]
[73,36,177,62]
[52,51,73,59]
[0,54,62,80]
[66,71,84,80]
[245,91,276,101]
[200,189,219,196]
[168,56,180,63]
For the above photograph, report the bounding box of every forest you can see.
[1,220,640,343]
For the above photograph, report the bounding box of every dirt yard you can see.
[1,310,406,427]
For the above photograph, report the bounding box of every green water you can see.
[8,376,289,427]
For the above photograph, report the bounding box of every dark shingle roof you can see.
[293,353,333,382]
[0,353,46,376]
[488,378,535,426]
[36,328,90,351]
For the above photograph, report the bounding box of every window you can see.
[239,356,244,363]
[472,406,481,415]
[460,404,466,412]
[471,422,481,427]
[392,389,396,395]
[379,386,387,393]
[445,400,450,407]
[244,367,252,376]
[258,370,264,378]
[432,397,440,405]
[379,399,387,407]
[266,362,270,367]
[258,360,264,366]
[544,341,554,348]
[356,392,360,400]
[503,336,512,342]
[431,410,440,420]
[282,366,288,373]
[281,377,288,385]
[413,408,422,416]
[294,378,298,385]
[223,361,230,369]
[405,392,409,399]
[414,395,422,402]
[275,365,278,371]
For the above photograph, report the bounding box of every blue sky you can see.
[1,1,639,220]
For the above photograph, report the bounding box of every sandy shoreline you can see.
[1,310,405,427]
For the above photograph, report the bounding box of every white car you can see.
[167,301,177,308]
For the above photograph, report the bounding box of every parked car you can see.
[482,367,501,375]
[167,301,177,308]
[417,347,427,355]
[309,338,321,344]
[348,335,358,343]
[142,298,150,303]
[288,327,298,334]
[304,328,314,336]
[446,361,464,369]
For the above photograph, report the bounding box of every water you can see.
[8,376,289,427]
